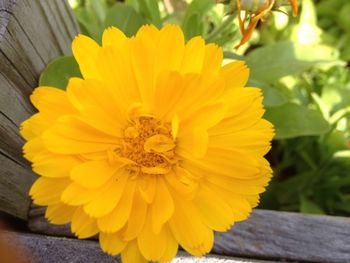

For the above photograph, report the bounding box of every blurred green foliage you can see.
[42,0,349,216]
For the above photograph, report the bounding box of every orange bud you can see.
[289,0,298,16]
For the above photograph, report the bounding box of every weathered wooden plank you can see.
[0,0,16,38]
[0,0,79,220]
[28,207,350,263]
[0,231,275,263]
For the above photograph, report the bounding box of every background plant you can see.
[44,0,349,216]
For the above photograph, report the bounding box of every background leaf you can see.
[249,80,288,107]
[264,103,330,139]
[300,195,325,215]
[39,56,81,90]
[74,0,108,41]
[182,0,214,39]
[137,0,162,27]
[104,3,146,37]
[246,42,339,83]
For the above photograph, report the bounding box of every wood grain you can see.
[0,0,79,220]
[0,230,275,263]
[28,207,350,263]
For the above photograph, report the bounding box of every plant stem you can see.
[205,14,235,43]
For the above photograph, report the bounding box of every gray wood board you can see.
[0,0,79,220]
[29,207,350,263]
[0,230,278,263]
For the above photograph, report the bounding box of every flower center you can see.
[121,116,177,174]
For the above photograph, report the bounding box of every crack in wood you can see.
[11,15,46,64]
[0,110,18,127]
[0,48,33,87]
[0,148,27,169]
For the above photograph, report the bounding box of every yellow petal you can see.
[121,189,148,241]
[206,174,268,195]
[136,24,160,43]
[131,27,157,110]
[96,45,140,109]
[220,61,249,88]
[137,212,168,261]
[61,182,104,206]
[151,177,174,233]
[97,179,136,232]
[71,160,123,189]
[42,116,118,155]
[155,24,184,74]
[181,36,205,74]
[23,137,45,162]
[84,170,129,218]
[20,118,37,141]
[245,194,260,208]
[72,34,100,79]
[165,169,198,200]
[210,119,274,156]
[45,203,76,224]
[202,43,223,75]
[177,127,208,159]
[193,184,234,232]
[20,113,52,140]
[32,152,81,178]
[183,147,260,179]
[179,101,226,130]
[171,114,180,139]
[141,166,169,175]
[205,158,272,195]
[153,72,184,120]
[121,240,147,263]
[99,232,127,256]
[169,197,213,257]
[138,174,157,204]
[208,183,253,221]
[144,134,175,153]
[102,26,127,48]
[71,207,99,239]
[66,77,127,135]
[158,230,178,263]
[154,74,226,122]
[209,88,264,134]
[30,86,76,116]
[30,177,70,206]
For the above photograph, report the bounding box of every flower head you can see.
[21,25,274,262]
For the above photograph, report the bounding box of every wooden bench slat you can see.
[28,207,350,263]
[0,230,276,263]
[0,0,79,220]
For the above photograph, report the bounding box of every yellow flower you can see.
[21,25,274,263]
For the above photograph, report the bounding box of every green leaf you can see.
[182,13,202,40]
[264,103,330,139]
[104,3,146,37]
[137,0,162,27]
[73,0,109,41]
[338,4,350,31]
[182,0,214,39]
[75,6,104,41]
[39,56,81,90]
[249,80,288,107]
[246,41,338,83]
[223,51,244,60]
[300,195,325,215]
